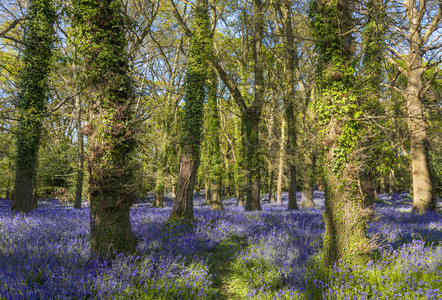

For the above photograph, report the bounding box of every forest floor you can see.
[1,191,442,299]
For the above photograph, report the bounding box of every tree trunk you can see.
[245,0,264,211]
[12,0,54,213]
[276,117,287,204]
[204,180,210,205]
[389,170,395,196]
[407,46,434,213]
[282,0,298,211]
[237,189,245,207]
[268,170,275,202]
[13,165,34,212]
[206,69,223,210]
[152,168,164,208]
[361,170,376,221]
[267,103,276,203]
[379,177,385,194]
[74,92,84,209]
[310,0,371,266]
[170,154,198,220]
[244,109,262,211]
[300,153,315,207]
[234,116,246,207]
[170,0,210,221]
[210,182,223,210]
[73,0,138,259]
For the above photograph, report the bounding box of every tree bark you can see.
[389,170,395,196]
[267,101,276,203]
[300,153,315,207]
[210,182,223,210]
[406,38,434,213]
[170,154,198,220]
[152,168,164,208]
[206,69,223,210]
[276,117,287,204]
[244,108,262,211]
[74,91,84,209]
[13,165,34,212]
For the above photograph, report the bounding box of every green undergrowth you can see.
[305,241,442,300]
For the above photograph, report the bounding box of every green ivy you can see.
[180,0,211,156]
[15,0,55,176]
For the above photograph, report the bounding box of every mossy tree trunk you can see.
[170,0,210,221]
[310,0,371,266]
[72,0,138,259]
[207,70,223,210]
[12,0,55,213]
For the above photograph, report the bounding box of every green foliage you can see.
[0,132,15,198]
[37,139,77,197]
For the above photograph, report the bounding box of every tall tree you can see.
[206,69,224,210]
[244,0,264,211]
[72,0,138,259]
[310,0,372,265]
[387,0,441,213]
[359,0,386,218]
[169,0,211,221]
[73,60,84,209]
[12,0,55,213]
[280,0,298,210]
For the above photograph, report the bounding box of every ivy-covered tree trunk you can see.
[12,0,55,213]
[170,0,210,221]
[72,0,138,259]
[244,0,264,211]
[207,70,223,210]
[310,0,371,266]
